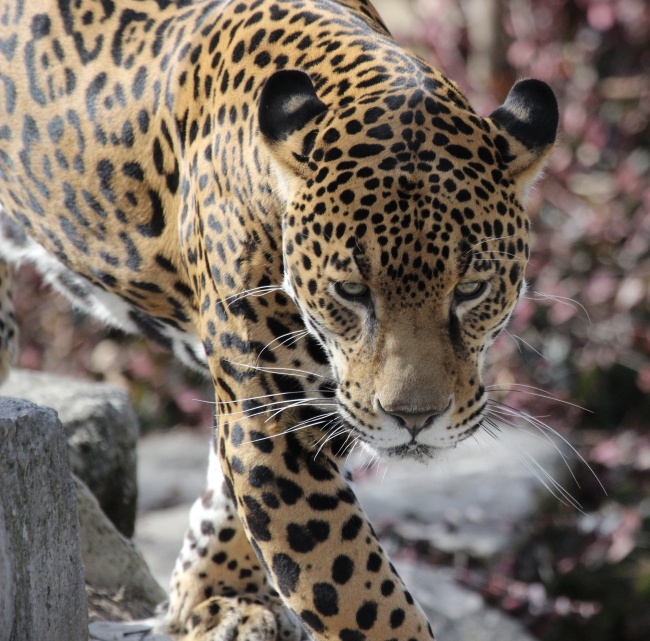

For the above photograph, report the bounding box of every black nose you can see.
[377,398,452,437]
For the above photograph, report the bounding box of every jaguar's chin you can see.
[372,442,447,464]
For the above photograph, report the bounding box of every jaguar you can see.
[0,0,558,639]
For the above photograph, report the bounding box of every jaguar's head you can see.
[260,69,558,460]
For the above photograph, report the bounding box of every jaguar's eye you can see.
[335,281,370,300]
[454,281,487,301]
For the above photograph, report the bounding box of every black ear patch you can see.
[259,70,327,142]
[490,79,558,150]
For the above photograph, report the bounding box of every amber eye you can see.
[454,281,487,301]
[335,281,370,300]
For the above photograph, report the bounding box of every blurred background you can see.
[10,0,649,639]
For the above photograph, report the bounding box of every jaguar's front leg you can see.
[214,384,435,641]
[162,444,307,640]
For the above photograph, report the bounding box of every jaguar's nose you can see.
[377,398,452,437]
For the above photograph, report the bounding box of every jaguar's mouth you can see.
[377,442,445,462]
[355,418,486,462]
[326,399,486,462]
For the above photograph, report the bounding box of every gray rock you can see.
[131,429,545,641]
[394,562,539,641]
[76,476,167,615]
[0,397,87,641]
[137,430,210,512]
[354,428,569,560]
[134,503,196,589]
[134,430,210,588]
[90,619,170,641]
[87,563,537,641]
[1,368,139,537]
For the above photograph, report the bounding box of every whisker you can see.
[255,329,310,365]
[208,390,330,407]
[482,417,584,511]
[289,413,339,436]
[525,290,592,325]
[224,285,282,307]
[284,331,310,348]
[338,428,356,455]
[222,358,328,380]
[313,422,350,459]
[216,397,337,419]
[464,233,520,253]
[247,422,332,444]
[505,329,523,354]
[485,409,577,483]
[297,413,339,429]
[470,251,528,264]
[313,421,345,448]
[361,450,380,472]
[245,412,339,445]
[343,436,361,462]
[504,330,550,361]
[263,399,338,423]
[487,406,570,458]
[487,384,591,412]
[520,450,584,511]
[488,401,606,495]
[481,419,502,438]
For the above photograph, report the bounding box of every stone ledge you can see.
[77,474,166,621]
[1,368,139,537]
[0,396,88,641]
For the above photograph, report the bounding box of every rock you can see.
[353,428,569,560]
[134,430,210,588]
[1,368,139,537]
[134,503,197,589]
[86,563,538,641]
[90,619,171,641]
[0,397,87,641]
[131,429,545,641]
[76,476,167,619]
[394,562,539,641]
[137,429,210,512]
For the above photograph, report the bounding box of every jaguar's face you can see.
[281,151,530,459]
[260,70,556,459]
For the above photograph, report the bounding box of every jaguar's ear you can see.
[489,79,559,189]
[259,70,327,177]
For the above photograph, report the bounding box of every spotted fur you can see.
[0,1,558,639]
